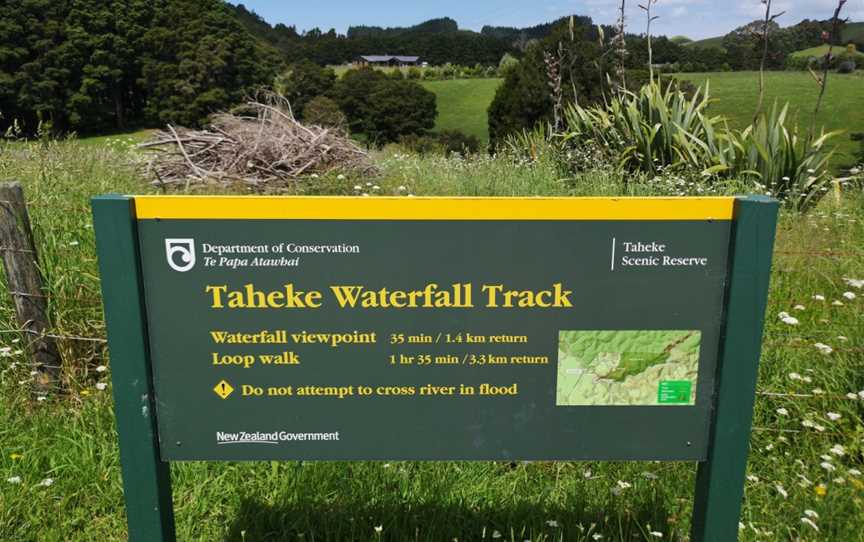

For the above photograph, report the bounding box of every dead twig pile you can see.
[140,92,375,189]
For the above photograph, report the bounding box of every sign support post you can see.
[92,195,176,542]
[691,196,779,541]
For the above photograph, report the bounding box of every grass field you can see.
[421,78,502,143]
[0,139,862,541]
[678,71,863,167]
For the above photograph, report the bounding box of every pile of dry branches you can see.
[140,93,375,189]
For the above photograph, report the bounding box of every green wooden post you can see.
[691,196,779,541]
[92,195,176,542]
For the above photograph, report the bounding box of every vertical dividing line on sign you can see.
[610,237,616,271]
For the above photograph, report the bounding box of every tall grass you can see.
[0,139,863,541]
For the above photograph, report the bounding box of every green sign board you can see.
[92,195,778,541]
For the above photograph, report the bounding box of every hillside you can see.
[790,43,864,59]
[226,4,584,66]
[688,20,864,51]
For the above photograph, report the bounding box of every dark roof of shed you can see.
[360,55,420,62]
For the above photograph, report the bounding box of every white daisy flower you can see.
[814,343,833,355]
[826,412,842,421]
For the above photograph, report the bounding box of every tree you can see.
[364,80,437,146]
[275,60,336,118]
[488,18,609,145]
[329,67,388,134]
[0,0,281,135]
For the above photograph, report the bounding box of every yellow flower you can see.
[851,479,864,490]
[80,390,91,396]
[814,484,827,497]
[9,453,23,461]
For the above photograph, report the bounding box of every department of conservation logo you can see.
[165,238,196,272]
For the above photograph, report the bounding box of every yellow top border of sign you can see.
[134,196,735,221]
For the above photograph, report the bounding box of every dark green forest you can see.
[0,0,856,137]
[0,0,282,134]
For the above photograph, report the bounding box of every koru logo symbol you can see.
[165,239,196,272]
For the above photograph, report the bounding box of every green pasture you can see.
[679,71,864,167]
[421,78,502,143]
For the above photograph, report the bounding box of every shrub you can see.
[437,130,481,156]
[407,67,422,80]
[302,96,346,130]
[837,60,857,73]
[275,60,337,119]
[558,83,839,210]
[398,134,443,155]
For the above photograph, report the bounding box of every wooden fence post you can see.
[0,181,61,390]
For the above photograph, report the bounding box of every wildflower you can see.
[69,241,79,246]
[492,530,502,539]
[826,412,841,421]
[372,185,380,191]
[793,304,805,311]
[337,174,346,180]
[842,277,863,289]
[775,483,788,498]
[778,311,799,325]
[39,478,54,487]
[9,453,22,461]
[616,480,632,489]
[353,185,362,191]
[848,469,861,477]
[804,510,819,519]
[641,471,658,480]
[36,396,47,402]
[649,531,663,538]
[842,291,856,300]
[546,520,559,528]
[846,392,858,400]
[80,390,90,396]
[831,300,844,306]
[830,444,845,456]
[746,474,759,483]
[820,462,836,472]
[6,476,21,484]
[814,343,833,355]
[95,365,107,372]
[788,372,802,381]
[814,484,827,496]
[96,382,107,391]
[776,407,789,416]
[812,294,825,301]
[592,535,604,540]
[374,525,383,534]
[820,454,833,462]
[397,185,407,191]
[837,335,848,341]
[800,518,819,532]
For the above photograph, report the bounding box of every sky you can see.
[230,0,863,41]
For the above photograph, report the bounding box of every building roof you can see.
[360,55,420,63]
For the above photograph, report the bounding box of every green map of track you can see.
[556,330,701,406]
